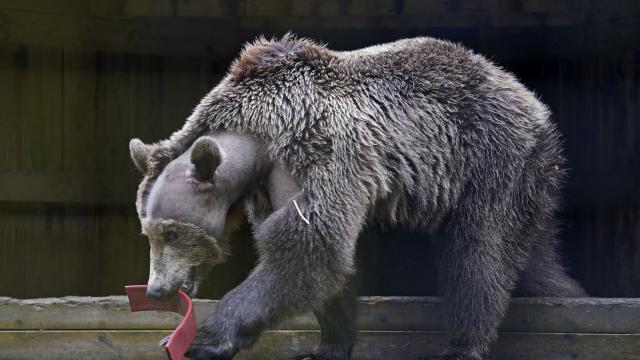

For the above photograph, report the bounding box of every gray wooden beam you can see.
[0,330,638,360]
[2,296,639,334]
[0,8,638,58]
[0,172,137,204]
[2,296,639,359]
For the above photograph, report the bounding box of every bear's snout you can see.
[146,284,170,301]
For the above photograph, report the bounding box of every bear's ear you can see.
[191,137,221,182]
[129,138,151,174]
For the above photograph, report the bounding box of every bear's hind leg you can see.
[293,284,357,360]
[424,199,529,360]
[428,236,518,360]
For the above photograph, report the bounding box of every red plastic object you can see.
[125,285,197,360]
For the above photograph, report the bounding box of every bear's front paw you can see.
[185,303,264,359]
[185,342,238,360]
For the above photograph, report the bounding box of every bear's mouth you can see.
[180,266,196,297]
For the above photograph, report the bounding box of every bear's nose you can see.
[146,285,167,300]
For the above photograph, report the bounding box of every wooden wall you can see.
[0,0,638,298]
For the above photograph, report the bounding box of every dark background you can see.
[0,0,638,299]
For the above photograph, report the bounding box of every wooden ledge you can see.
[1,296,639,359]
[2,296,640,333]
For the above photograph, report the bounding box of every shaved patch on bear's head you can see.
[229,32,327,79]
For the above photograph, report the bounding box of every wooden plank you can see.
[2,296,639,334]
[565,208,640,298]
[14,45,39,171]
[492,332,640,360]
[2,0,638,19]
[0,171,136,203]
[0,330,172,360]
[0,202,154,299]
[20,203,60,297]
[127,53,166,151]
[0,45,66,173]
[161,57,209,133]
[14,46,65,172]
[0,203,102,298]
[95,205,148,294]
[176,0,234,17]
[0,0,88,15]
[94,52,131,173]
[0,9,639,58]
[0,9,238,58]
[39,46,65,171]
[59,204,102,297]
[62,48,97,172]
[89,0,174,17]
[0,330,638,360]
[0,203,36,296]
[0,44,21,171]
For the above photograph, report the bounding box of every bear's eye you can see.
[165,231,179,243]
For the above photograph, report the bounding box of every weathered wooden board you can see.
[0,44,21,171]
[0,8,639,58]
[0,330,638,359]
[2,296,640,359]
[2,296,640,334]
[0,0,89,15]
[3,0,639,18]
[0,172,136,203]
[62,47,97,173]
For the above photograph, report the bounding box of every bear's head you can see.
[129,133,269,300]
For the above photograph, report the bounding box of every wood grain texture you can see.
[0,44,21,171]
[0,8,639,57]
[0,172,136,203]
[2,296,639,334]
[1,296,639,359]
[1,330,638,360]
[0,330,640,360]
[62,48,97,172]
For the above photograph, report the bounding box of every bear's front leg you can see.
[188,193,361,360]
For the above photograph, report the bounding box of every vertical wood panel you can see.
[95,52,130,173]
[89,0,174,17]
[40,47,65,171]
[15,46,39,170]
[0,203,138,298]
[0,203,25,293]
[161,57,207,135]
[0,0,89,15]
[0,44,20,171]
[62,48,96,172]
[96,206,145,293]
[13,46,65,171]
[128,54,165,146]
